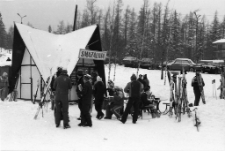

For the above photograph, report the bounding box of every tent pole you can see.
[20,69,21,99]
[30,55,33,101]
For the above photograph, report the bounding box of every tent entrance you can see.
[19,65,33,100]
[17,49,41,101]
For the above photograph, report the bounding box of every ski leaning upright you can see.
[34,69,53,119]
[32,80,40,104]
[167,70,175,117]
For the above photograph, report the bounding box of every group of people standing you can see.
[51,67,154,128]
[51,68,106,129]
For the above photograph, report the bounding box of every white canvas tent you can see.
[9,23,105,101]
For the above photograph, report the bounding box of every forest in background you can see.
[0,0,225,64]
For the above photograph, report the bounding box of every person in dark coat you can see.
[191,69,205,106]
[104,86,124,119]
[50,67,62,110]
[138,74,145,86]
[93,76,105,119]
[143,74,150,89]
[53,69,72,129]
[76,70,84,120]
[78,74,93,127]
[0,72,9,101]
[120,74,143,124]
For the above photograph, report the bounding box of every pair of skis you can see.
[167,69,191,122]
[32,80,40,104]
[34,69,53,119]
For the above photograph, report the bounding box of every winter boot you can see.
[64,123,71,129]
[168,107,173,117]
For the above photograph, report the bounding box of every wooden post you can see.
[73,5,78,31]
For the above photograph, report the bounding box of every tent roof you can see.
[15,23,97,81]
[213,39,225,44]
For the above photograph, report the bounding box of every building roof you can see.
[213,39,225,44]
[13,23,97,81]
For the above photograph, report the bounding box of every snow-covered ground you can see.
[1,64,225,151]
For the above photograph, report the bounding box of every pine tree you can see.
[48,25,52,33]
[86,0,98,25]
[219,16,225,38]
[0,13,7,51]
[81,9,90,28]
[65,24,73,33]
[170,10,182,59]
[112,0,123,59]
[6,26,14,51]
[101,6,111,53]
[126,8,137,56]
[210,11,220,41]
[55,20,66,34]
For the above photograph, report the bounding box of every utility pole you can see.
[73,5,78,31]
[17,13,27,24]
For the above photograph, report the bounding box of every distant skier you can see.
[191,69,205,106]
[53,68,72,129]
[218,73,225,99]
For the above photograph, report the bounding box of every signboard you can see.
[79,49,107,60]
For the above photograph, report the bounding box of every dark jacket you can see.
[93,81,105,99]
[53,74,72,99]
[106,87,115,96]
[124,80,143,98]
[191,75,205,92]
[50,75,56,91]
[82,81,93,105]
[141,92,151,106]
[112,91,124,106]
[76,76,84,98]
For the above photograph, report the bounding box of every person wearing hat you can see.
[53,68,72,129]
[93,76,105,119]
[76,70,84,120]
[120,73,143,124]
[104,86,124,119]
[78,74,93,127]
[138,74,145,86]
[191,69,205,106]
[143,74,150,90]
[0,72,9,101]
[106,80,115,96]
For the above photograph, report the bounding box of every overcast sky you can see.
[1,0,225,31]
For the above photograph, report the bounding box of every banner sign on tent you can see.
[79,49,107,60]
